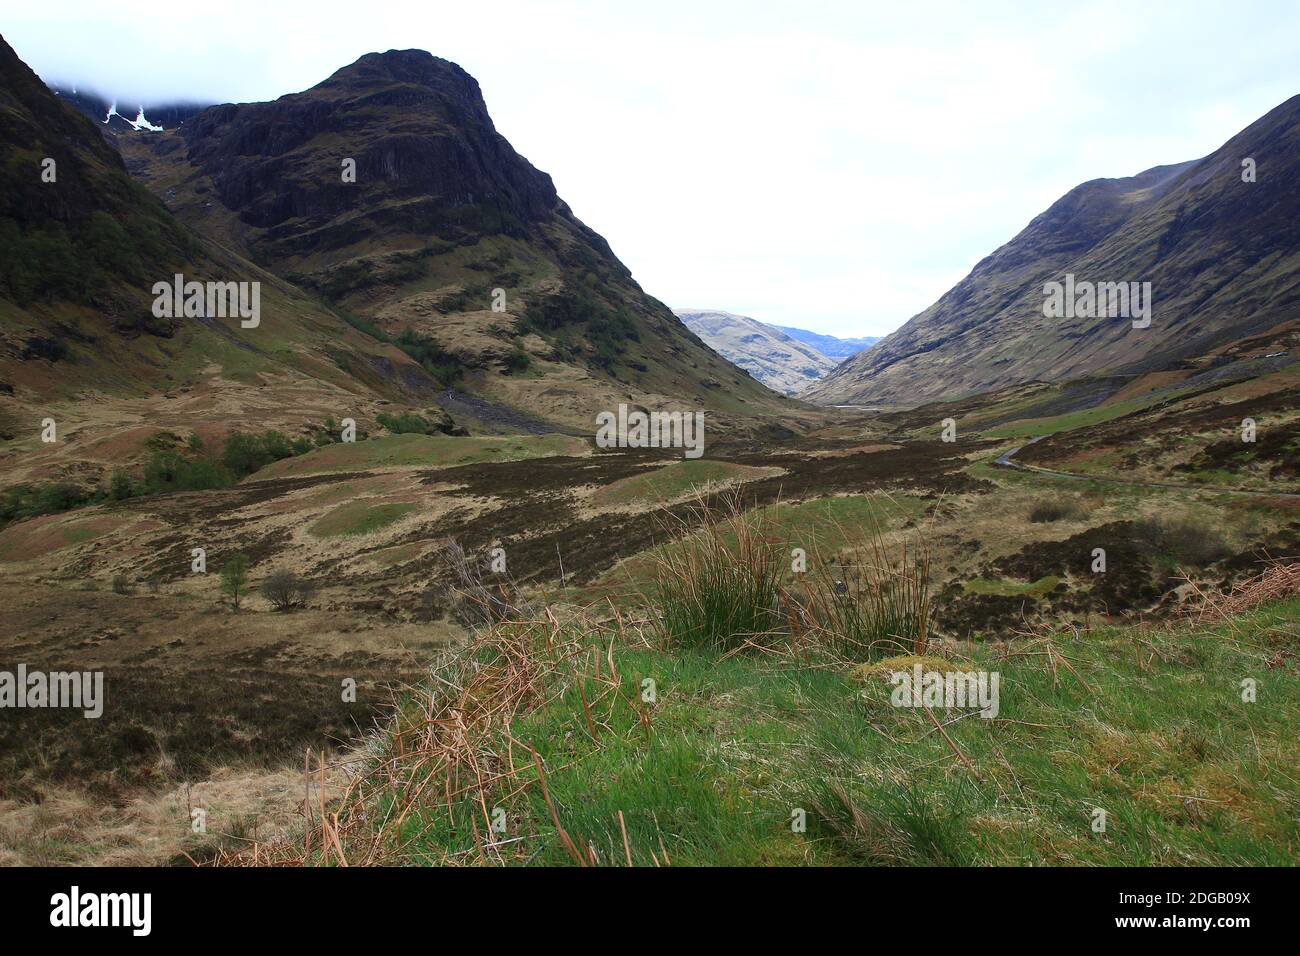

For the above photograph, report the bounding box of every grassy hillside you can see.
[215,503,1299,866]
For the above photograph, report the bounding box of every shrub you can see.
[394,330,461,386]
[108,469,136,501]
[0,481,95,527]
[436,542,531,628]
[220,430,301,479]
[793,542,931,661]
[143,449,231,494]
[1141,517,1231,567]
[221,432,270,477]
[502,345,531,374]
[261,569,315,612]
[33,482,87,515]
[376,411,433,435]
[1028,499,1083,523]
[111,573,132,595]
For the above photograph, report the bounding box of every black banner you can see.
[0,866,1288,941]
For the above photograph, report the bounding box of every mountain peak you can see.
[109,45,792,430]
[316,48,483,103]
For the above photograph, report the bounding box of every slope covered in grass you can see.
[249,433,587,478]
[592,460,781,508]
[485,600,1298,865]
[223,495,1300,867]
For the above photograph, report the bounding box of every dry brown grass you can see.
[1185,560,1300,621]
[0,765,347,866]
[211,614,591,865]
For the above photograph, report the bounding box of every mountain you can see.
[771,326,880,361]
[675,310,835,394]
[0,36,192,335]
[0,33,440,408]
[114,49,795,431]
[807,95,1300,407]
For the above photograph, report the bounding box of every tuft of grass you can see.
[789,535,931,661]
[650,496,785,653]
[646,492,932,660]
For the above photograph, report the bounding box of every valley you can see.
[0,28,1297,871]
[2,360,1296,864]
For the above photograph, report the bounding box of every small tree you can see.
[221,553,249,610]
[109,468,134,501]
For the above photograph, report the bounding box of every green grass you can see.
[980,388,1197,440]
[596,493,926,594]
[309,500,415,537]
[376,597,1300,865]
[249,433,586,478]
[593,460,777,507]
[963,575,1062,598]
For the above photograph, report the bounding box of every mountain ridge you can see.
[0,34,483,415]
[114,48,798,431]
[674,309,836,394]
[770,325,880,361]
[807,94,1300,407]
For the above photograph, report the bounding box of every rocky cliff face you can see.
[807,95,1300,407]
[176,51,564,253]
[117,49,792,427]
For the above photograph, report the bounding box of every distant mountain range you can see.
[808,94,1300,407]
[675,310,878,395]
[675,310,832,394]
[770,326,881,360]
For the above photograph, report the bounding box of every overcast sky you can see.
[4,0,1297,337]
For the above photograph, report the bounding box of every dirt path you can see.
[994,440,1300,499]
